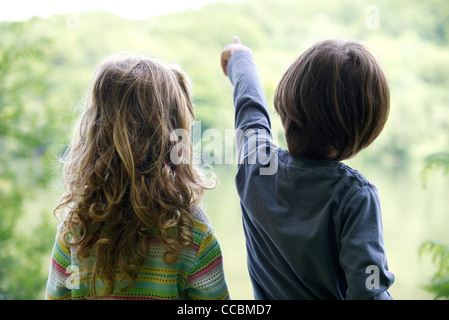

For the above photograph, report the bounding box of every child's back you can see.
[47,206,228,299]
[222,38,394,299]
[46,55,230,300]
[237,147,392,299]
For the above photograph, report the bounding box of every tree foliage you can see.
[419,152,449,299]
[422,153,449,187]
[419,240,449,299]
[0,21,57,299]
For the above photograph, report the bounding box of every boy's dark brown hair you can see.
[274,39,390,161]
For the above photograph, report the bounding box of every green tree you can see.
[0,20,56,299]
[419,240,449,299]
[420,152,449,299]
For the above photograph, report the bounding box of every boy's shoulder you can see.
[337,161,372,187]
[278,147,375,190]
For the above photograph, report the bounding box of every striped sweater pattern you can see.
[45,208,230,300]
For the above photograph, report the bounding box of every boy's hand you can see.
[221,36,252,76]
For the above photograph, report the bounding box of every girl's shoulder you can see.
[190,205,215,238]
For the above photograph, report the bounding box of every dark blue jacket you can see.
[227,50,394,300]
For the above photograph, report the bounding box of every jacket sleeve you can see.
[45,224,72,300]
[339,184,395,300]
[185,212,230,300]
[227,50,278,176]
[227,50,271,134]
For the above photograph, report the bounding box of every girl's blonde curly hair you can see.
[54,54,212,298]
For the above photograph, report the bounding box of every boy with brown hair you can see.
[221,37,394,299]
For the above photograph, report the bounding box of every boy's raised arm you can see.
[221,36,271,136]
[220,36,252,76]
[221,37,277,175]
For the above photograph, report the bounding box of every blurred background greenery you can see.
[1,0,448,299]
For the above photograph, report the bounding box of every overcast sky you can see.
[0,0,246,21]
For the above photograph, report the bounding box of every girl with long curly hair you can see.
[45,54,230,300]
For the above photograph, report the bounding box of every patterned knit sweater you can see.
[45,207,230,300]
